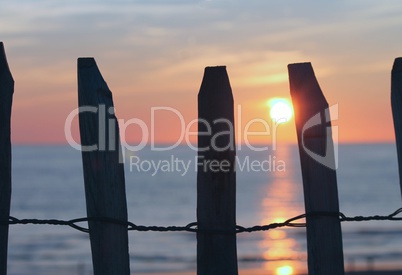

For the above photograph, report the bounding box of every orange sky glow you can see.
[1,1,401,145]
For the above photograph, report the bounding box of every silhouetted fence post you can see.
[288,62,344,275]
[197,66,238,275]
[0,42,13,275]
[391,57,402,198]
[78,58,130,275]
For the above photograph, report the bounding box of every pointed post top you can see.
[0,42,13,81]
[78,57,96,68]
[287,62,320,94]
[205,65,226,71]
[288,61,311,69]
[288,62,313,81]
[393,57,402,73]
[199,65,232,99]
[288,62,328,119]
[0,42,5,58]
[0,42,4,57]
[77,57,112,104]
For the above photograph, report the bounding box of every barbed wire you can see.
[2,207,402,235]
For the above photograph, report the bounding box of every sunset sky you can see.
[1,0,402,144]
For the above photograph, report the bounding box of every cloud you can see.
[1,2,402,107]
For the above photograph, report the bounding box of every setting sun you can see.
[268,98,293,123]
[276,265,294,275]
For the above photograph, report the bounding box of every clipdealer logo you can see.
[64,104,287,154]
[301,104,338,170]
[63,103,338,172]
[128,154,285,176]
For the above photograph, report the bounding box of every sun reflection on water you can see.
[259,144,306,274]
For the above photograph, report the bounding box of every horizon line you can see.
[10,140,397,146]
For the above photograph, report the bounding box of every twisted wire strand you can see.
[3,207,402,234]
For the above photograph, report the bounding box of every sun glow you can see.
[268,98,293,123]
[276,265,294,275]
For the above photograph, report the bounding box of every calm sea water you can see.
[7,144,402,274]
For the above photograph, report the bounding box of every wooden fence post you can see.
[78,58,130,275]
[197,66,238,275]
[288,62,344,275]
[0,42,13,275]
[391,57,402,197]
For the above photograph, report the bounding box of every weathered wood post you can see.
[288,62,344,275]
[78,58,130,275]
[0,42,13,275]
[391,57,402,197]
[197,66,238,275]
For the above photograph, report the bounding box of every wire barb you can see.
[2,207,402,234]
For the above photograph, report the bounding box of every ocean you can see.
[7,143,402,274]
